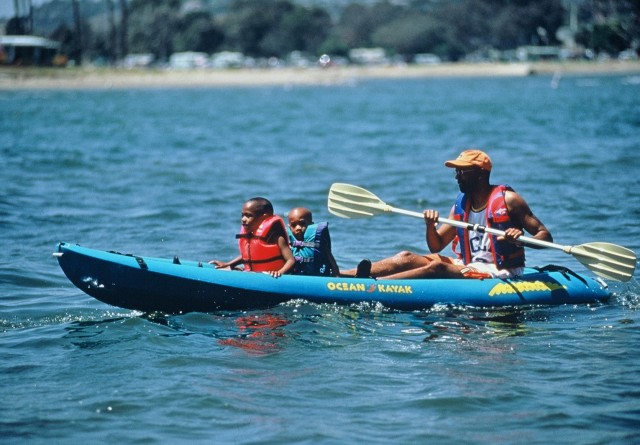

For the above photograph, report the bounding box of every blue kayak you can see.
[54,242,611,313]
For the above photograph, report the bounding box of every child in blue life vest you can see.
[209,197,295,278]
[287,207,340,277]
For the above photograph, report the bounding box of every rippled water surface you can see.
[2,74,640,444]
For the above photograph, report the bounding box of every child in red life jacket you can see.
[287,207,340,277]
[209,197,295,278]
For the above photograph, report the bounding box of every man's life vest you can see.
[452,184,525,270]
[236,215,287,272]
[287,222,334,276]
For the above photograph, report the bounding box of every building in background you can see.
[0,35,59,65]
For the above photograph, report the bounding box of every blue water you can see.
[2,74,640,444]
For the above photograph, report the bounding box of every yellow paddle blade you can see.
[327,183,391,218]
[569,242,637,282]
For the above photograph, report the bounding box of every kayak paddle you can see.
[328,182,637,282]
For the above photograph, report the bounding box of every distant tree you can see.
[32,0,640,65]
[332,1,405,49]
[222,0,289,56]
[431,1,485,59]
[71,0,83,63]
[173,10,224,53]
[259,5,332,56]
[119,0,128,57]
[332,3,372,48]
[574,0,639,55]
[128,0,181,60]
[317,34,350,58]
[416,0,565,58]
[223,0,331,58]
[485,0,564,48]
[89,32,110,64]
[5,16,28,35]
[107,0,118,62]
[371,15,446,58]
[576,23,630,54]
[51,23,75,57]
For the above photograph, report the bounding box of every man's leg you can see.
[380,255,463,279]
[342,251,424,277]
[343,251,463,279]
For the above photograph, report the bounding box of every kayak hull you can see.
[55,243,611,313]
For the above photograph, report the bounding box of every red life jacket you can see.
[236,215,287,272]
[451,184,525,269]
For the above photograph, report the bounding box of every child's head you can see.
[288,207,313,241]
[242,197,273,233]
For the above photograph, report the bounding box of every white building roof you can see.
[0,35,60,49]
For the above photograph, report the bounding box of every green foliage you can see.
[24,0,640,64]
[128,0,182,59]
[576,22,631,54]
[222,0,331,57]
[485,0,564,48]
[173,11,224,53]
[332,1,406,48]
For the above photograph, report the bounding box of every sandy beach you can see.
[1,60,639,89]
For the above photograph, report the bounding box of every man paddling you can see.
[345,149,553,279]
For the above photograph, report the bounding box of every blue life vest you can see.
[287,222,334,276]
[452,184,525,270]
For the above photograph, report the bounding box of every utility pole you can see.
[72,0,83,65]
[12,0,20,32]
[11,0,29,34]
[107,0,118,63]
[569,0,578,35]
[119,0,128,59]
[27,0,33,34]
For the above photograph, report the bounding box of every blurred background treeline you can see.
[1,0,639,68]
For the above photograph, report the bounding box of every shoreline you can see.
[1,60,639,90]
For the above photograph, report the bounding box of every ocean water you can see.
[1,73,640,444]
